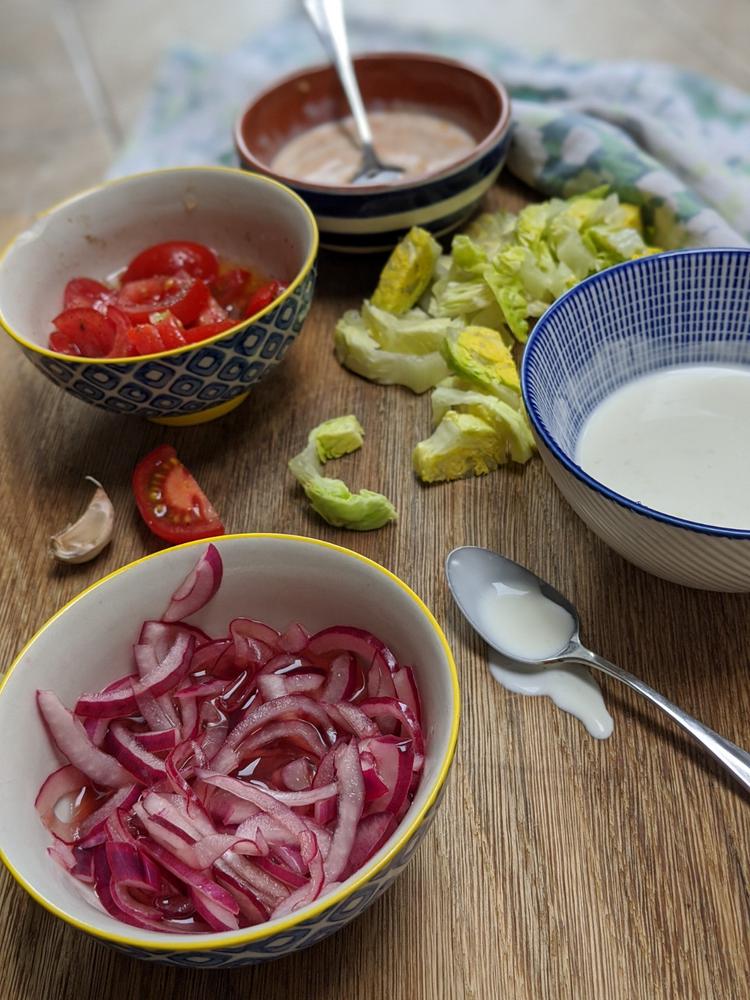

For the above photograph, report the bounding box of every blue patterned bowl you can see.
[235,53,511,252]
[0,534,459,966]
[522,248,750,591]
[0,168,318,425]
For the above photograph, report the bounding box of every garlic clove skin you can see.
[50,478,115,564]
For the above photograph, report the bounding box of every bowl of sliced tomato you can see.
[0,167,318,425]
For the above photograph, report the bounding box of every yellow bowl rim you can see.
[0,532,460,953]
[0,166,319,365]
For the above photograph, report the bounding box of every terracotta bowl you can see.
[235,52,512,252]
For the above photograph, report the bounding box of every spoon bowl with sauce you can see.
[235,52,512,252]
[446,546,750,793]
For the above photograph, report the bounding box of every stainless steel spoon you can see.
[445,545,750,794]
[302,0,404,185]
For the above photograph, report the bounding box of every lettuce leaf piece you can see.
[428,276,495,319]
[371,226,441,315]
[413,411,506,483]
[442,325,521,395]
[334,310,450,393]
[289,418,397,531]
[361,301,460,355]
[463,210,516,257]
[312,415,364,462]
[430,385,535,463]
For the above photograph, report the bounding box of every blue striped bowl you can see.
[235,53,511,253]
[0,168,318,425]
[521,248,750,592]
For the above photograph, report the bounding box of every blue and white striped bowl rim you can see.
[521,248,750,539]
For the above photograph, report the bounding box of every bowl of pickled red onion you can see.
[0,534,458,967]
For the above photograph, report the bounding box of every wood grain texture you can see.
[0,179,749,1000]
[1,1,749,996]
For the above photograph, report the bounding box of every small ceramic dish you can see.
[0,534,459,966]
[0,167,318,426]
[235,52,512,252]
[521,248,750,592]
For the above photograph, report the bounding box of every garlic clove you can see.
[50,477,115,564]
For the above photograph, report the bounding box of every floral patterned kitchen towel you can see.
[111,14,750,249]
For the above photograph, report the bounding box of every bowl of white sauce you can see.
[235,52,511,252]
[521,248,750,592]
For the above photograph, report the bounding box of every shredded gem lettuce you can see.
[289,416,398,531]
[333,187,662,485]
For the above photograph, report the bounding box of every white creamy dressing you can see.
[477,579,613,740]
[270,110,475,185]
[575,364,750,528]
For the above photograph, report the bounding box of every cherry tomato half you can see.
[244,280,286,319]
[122,241,218,283]
[51,307,115,356]
[63,277,112,311]
[211,267,253,313]
[116,273,211,326]
[183,320,236,343]
[132,445,224,544]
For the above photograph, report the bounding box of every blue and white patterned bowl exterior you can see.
[0,167,318,422]
[276,133,512,253]
[106,785,444,967]
[522,248,750,591]
[20,268,316,419]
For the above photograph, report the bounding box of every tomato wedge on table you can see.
[122,241,218,283]
[115,273,211,326]
[133,445,224,543]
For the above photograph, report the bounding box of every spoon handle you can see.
[302,0,374,150]
[571,647,750,793]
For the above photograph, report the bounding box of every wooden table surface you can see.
[2,4,749,999]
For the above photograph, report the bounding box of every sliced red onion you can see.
[307,626,398,674]
[326,702,379,739]
[279,757,314,791]
[133,630,194,698]
[343,813,397,879]
[278,622,310,654]
[107,722,167,784]
[35,764,90,842]
[134,728,179,752]
[162,543,223,623]
[320,653,358,703]
[37,691,131,788]
[35,544,425,935]
[392,666,422,722]
[213,862,270,924]
[323,742,365,882]
[358,698,425,768]
[213,695,336,772]
[359,736,414,815]
[75,676,138,719]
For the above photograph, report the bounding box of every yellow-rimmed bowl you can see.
[0,534,459,966]
[0,168,318,426]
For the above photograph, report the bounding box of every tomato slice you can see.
[212,267,253,312]
[197,296,228,325]
[244,280,286,319]
[48,330,82,356]
[51,307,115,356]
[116,272,211,326]
[122,241,218,283]
[63,277,112,311]
[150,311,187,349]
[132,445,224,543]
[127,324,165,355]
[107,306,138,358]
[183,320,236,343]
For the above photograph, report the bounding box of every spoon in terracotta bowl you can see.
[445,545,750,794]
[303,0,405,185]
